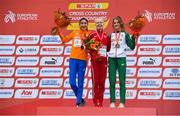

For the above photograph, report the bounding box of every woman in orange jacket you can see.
[58,18,90,107]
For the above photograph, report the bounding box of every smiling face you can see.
[113,19,121,32]
[112,17,125,32]
[79,19,88,31]
[95,17,104,31]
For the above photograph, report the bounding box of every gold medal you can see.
[81,45,84,49]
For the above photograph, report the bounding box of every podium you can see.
[37,107,157,116]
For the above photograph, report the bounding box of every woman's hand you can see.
[132,32,139,39]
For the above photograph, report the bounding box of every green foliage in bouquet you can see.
[83,37,100,51]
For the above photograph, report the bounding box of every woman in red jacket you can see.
[89,17,110,107]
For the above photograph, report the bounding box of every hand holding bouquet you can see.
[51,9,71,35]
[83,37,100,51]
[128,12,146,36]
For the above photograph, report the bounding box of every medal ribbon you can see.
[115,32,120,45]
[96,31,104,48]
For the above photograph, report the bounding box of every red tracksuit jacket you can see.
[89,30,110,106]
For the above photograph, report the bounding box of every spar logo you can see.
[15,78,39,88]
[0,46,15,55]
[126,68,136,77]
[163,79,180,89]
[138,46,162,55]
[40,46,64,55]
[16,46,39,55]
[39,78,63,88]
[64,46,72,55]
[0,78,14,88]
[138,79,162,88]
[0,35,16,44]
[39,89,63,99]
[163,46,180,55]
[14,89,38,98]
[138,35,162,44]
[163,90,180,100]
[0,67,14,77]
[69,3,109,9]
[40,67,63,77]
[163,35,180,44]
[138,68,162,77]
[16,35,40,44]
[16,57,39,66]
[144,10,176,23]
[0,89,14,98]
[163,57,180,66]
[63,89,88,99]
[125,47,137,55]
[126,57,137,66]
[4,10,38,23]
[138,57,162,66]
[40,35,62,44]
[40,57,63,66]
[138,90,162,99]
[15,67,39,77]
[0,57,15,66]
[163,68,180,77]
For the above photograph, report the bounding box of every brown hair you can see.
[113,16,125,32]
[79,17,88,24]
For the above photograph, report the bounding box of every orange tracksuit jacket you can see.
[59,30,90,61]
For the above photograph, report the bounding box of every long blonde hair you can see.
[113,16,125,32]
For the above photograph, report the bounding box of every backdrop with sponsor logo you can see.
[0,0,180,115]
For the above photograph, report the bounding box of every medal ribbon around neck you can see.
[96,31,104,41]
[80,31,88,49]
[115,32,121,48]
[96,31,104,48]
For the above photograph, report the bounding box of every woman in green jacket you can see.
[107,16,138,108]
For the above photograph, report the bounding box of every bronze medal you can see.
[115,32,120,48]
[116,43,120,48]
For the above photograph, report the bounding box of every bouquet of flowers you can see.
[83,37,100,51]
[128,13,146,35]
[51,9,71,35]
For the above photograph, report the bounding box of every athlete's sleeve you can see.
[125,32,136,50]
[58,31,74,43]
